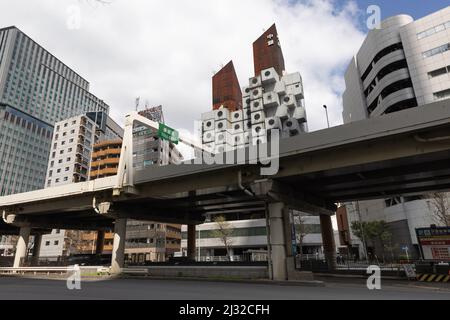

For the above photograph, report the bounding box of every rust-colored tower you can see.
[212,61,242,112]
[253,23,285,77]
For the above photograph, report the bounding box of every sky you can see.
[0,0,448,152]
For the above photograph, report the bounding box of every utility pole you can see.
[323,105,330,128]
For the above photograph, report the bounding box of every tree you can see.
[429,193,450,227]
[351,220,393,262]
[211,215,234,261]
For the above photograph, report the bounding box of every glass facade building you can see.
[0,26,109,195]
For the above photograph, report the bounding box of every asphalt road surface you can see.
[0,277,449,300]
[0,278,450,300]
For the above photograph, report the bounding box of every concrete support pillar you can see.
[320,214,336,271]
[32,234,42,265]
[96,231,105,255]
[13,227,31,268]
[111,219,127,274]
[187,224,196,261]
[268,203,287,281]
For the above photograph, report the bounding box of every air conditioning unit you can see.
[293,107,307,123]
[282,72,302,86]
[286,83,304,100]
[244,120,252,131]
[215,108,230,121]
[231,110,243,122]
[242,96,251,109]
[215,119,231,132]
[275,104,289,119]
[201,111,215,121]
[263,91,280,108]
[249,76,262,88]
[202,142,215,153]
[231,121,244,133]
[261,67,279,85]
[202,119,215,132]
[252,123,266,137]
[215,131,233,145]
[251,110,265,125]
[242,86,251,98]
[250,98,264,113]
[250,87,263,101]
[283,117,301,136]
[281,94,297,109]
[265,116,282,130]
[202,130,215,143]
[231,133,245,146]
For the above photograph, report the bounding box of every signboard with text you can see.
[416,227,450,261]
[158,123,179,144]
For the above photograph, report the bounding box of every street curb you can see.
[314,273,407,281]
[119,275,326,287]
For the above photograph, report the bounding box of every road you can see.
[0,277,449,300]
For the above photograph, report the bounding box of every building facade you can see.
[343,7,450,122]
[340,7,450,260]
[39,112,123,258]
[180,212,323,261]
[0,26,109,196]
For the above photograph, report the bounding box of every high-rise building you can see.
[39,112,123,258]
[212,61,242,112]
[342,7,450,123]
[253,23,285,77]
[0,26,109,196]
[89,139,122,180]
[124,106,183,263]
[192,25,313,261]
[340,7,450,259]
[44,112,123,187]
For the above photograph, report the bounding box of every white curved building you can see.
[341,7,450,259]
[343,7,450,123]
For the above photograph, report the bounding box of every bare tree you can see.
[211,215,234,261]
[429,193,450,226]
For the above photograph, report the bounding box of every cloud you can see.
[0,0,365,151]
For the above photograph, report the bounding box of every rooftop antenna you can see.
[135,97,140,111]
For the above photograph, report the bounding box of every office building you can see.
[124,106,183,263]
[0,26,109,196]
[343,6,450,122]
[340,7,450,259]
[39,112,123,258]
[180,212,323,261]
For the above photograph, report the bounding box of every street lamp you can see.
[323,105,330,128]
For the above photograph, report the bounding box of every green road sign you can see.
[158,123,179,144]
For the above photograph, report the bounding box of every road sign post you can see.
[158,123,179,144]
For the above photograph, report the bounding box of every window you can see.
[58,159,63,164]
[423,43,450,58]
[45,241,50,246]
[55,178,60,183]
[434,88,450,100]
[64,177,68,181]
[54,240,59,245]
[65,167,70,171]
[64,123,68,127]
[67,157,71,162]
[57,169,61,173]
[428,66,448,79]
[60,150,64,154]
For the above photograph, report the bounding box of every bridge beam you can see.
[111,218,127,274]
[13,227,30,268]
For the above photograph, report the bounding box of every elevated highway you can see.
[2,99,450,280]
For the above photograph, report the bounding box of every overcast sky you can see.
[0,0,367,137]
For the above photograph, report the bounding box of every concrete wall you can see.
[136,266,268,279]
